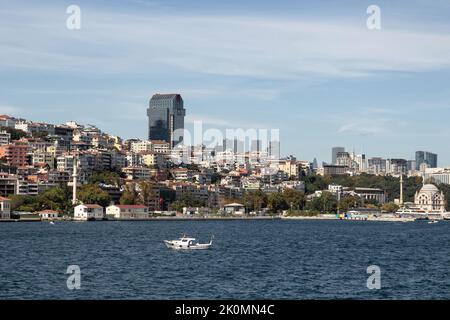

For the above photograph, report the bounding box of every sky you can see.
[1,0,450,165]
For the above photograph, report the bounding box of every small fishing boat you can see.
[164,235,213,250]
[428,220,439,224]
[49,221,55,225]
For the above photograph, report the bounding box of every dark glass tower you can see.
[415,151,437,170]
[147,94,186,147]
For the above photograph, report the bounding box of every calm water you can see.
[1,219,450,299]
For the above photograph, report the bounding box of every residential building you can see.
[0,196,11,219]
[106,205,149,219]
[38,210,59,220]
[74,204,104,221]
[0,130,11,145]
[0,141,30,167]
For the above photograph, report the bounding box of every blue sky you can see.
[1,0,450,165]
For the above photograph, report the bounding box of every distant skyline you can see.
[1,0,450,165]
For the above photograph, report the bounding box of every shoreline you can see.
[0,215,432,223]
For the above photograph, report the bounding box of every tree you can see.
[0,126,28,141]
[120,184,139,205]
[88,170,122,186]
[267,192,288,213]
[78,184,111,207]
[306,191,337,213]
[338,195,360,212]
[242,190,267,212]
[38,186,72,212]
[382,202,399,213]
[282,189,306,210]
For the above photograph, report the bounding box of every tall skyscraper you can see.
[415,151,437,170]
[331,147,345,164]
[147,93,186,147]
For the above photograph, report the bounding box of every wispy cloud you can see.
[2,3,450,80]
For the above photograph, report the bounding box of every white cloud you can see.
[1,4,450,80]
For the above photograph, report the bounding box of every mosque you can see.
[414,184,446,213]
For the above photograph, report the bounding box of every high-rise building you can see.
[147,94,186,147]
[415,151,437,170]
[331,147,345,164]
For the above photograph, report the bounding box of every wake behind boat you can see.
[164,235,213,250]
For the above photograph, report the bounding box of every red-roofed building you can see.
[106,204,149,219]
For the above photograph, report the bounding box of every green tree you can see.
[282,189,306,210]
[89,170,121,186]
[78,184,111,207]
[38,186,72,212]
[0,126,28,140]
[267,192,288,213]
[382,202,400,213]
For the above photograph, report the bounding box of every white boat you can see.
[164,235,213,250]
[428,220,439,224]
[49,221,55,225]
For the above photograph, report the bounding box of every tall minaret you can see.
[399,174,404,206]
[72,156,78,205]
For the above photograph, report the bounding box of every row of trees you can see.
[10,184,110,213]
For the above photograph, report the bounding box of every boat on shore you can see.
[164,235,213,250]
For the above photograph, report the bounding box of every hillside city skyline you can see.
[2,0,450,164]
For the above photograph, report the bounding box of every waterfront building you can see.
[415,151,437,170]
[414,184,445,212]
[331,147,345,165]
[222,202,245,215]
[37,210,59,220]
[147,93,186,147]
[74,204,104,221]
[0,196,11,219]
[106,204,149,219]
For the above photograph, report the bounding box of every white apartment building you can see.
[0,196,11,219]
[74,204,104,221]
[106,205,149,219]
[0,131,11,145]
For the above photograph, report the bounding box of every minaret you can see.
[399,174,404,206]
[72,156,78,205]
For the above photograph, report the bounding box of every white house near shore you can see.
[0,197,11,220]
[106,205,149,219]
[222,203,245,215]
[38,210,59,220]
[74,204,104,221]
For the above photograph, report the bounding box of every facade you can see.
[0,142,30,167]
[0,173,17,196]
[38,209,59,220]
[74,204,104,221]
[0,130,11,145]
[414,184,445,212]
[106,205,149,219]
[415,151,437,170]
[0,196,11,219]
[322,165,349,176]
[147,93,186,147]
[332,147,345,165]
